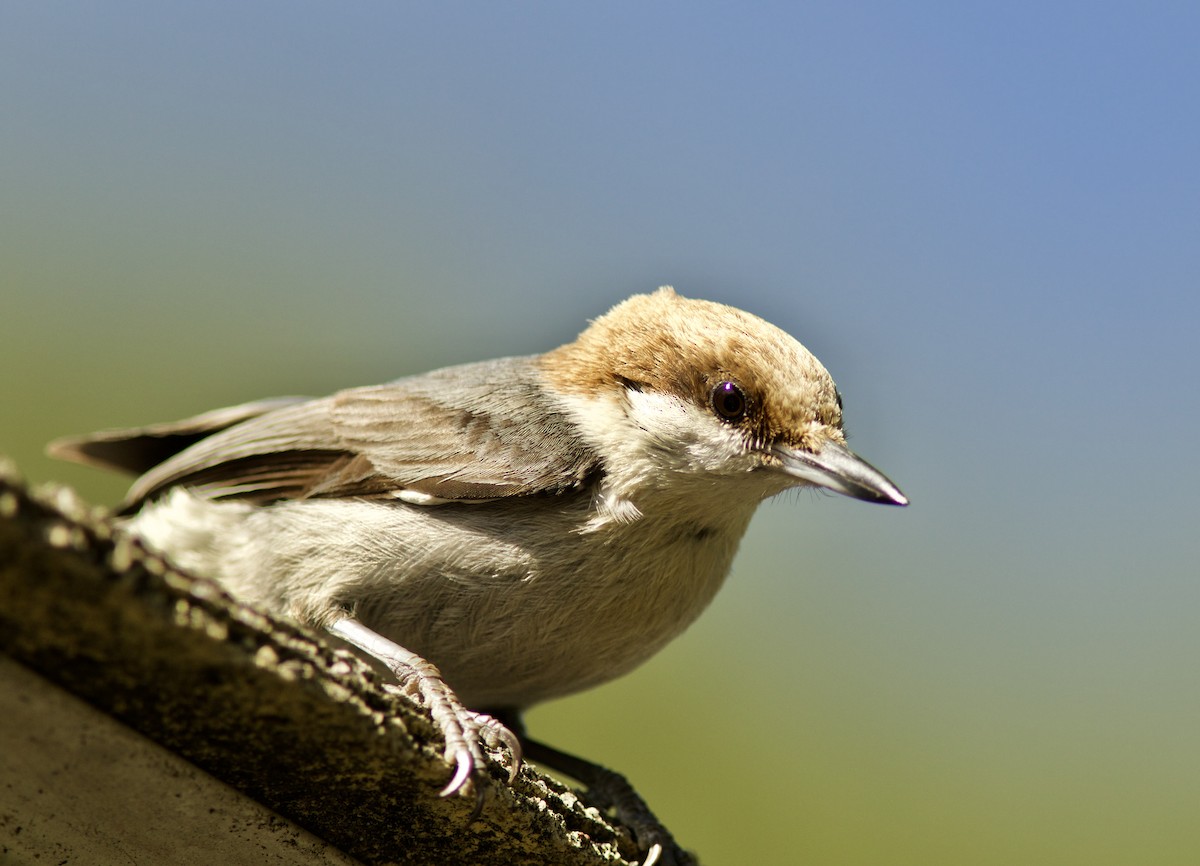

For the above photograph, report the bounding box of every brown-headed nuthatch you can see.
[50,286,906,865]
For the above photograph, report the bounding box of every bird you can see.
[49,286,906,865]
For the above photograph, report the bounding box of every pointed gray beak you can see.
[774,440,908,506]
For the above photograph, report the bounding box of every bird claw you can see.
[381,679,522,800]
[475,711,524,782]
[330,619,522,805]
[439,749,475,798]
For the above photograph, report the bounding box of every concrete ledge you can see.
[0,460,643,865]
[1,654,363,865]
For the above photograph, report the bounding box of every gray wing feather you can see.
[330,358,597,499]
[99,356,599,505]
[47,398,309,477]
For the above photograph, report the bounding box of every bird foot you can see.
[380,679,522,796]
[329,617,521,799]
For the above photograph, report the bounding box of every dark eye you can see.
[710,381,747,422]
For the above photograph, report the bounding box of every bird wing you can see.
[46,398,309,477]
[65,356,601,506]
[324,357,600,501]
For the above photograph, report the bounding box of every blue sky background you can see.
[3,4,1198,864]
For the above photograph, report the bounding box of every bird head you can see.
[541,287,907,510]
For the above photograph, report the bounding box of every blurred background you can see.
[3,3,1198,864]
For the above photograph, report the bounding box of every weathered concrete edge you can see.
[0,458,640,866]
[1,652,365,866]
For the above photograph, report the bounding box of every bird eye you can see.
[710,381,747,422]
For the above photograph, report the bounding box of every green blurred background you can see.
[3,4,1198,864]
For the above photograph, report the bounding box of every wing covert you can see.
[114,356,599,505]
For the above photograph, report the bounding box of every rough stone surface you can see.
[0,460,639,865]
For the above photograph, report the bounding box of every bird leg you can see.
[329,618,687,863]
[328,617,522,799]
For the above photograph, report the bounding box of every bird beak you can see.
[774,440,908,506]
